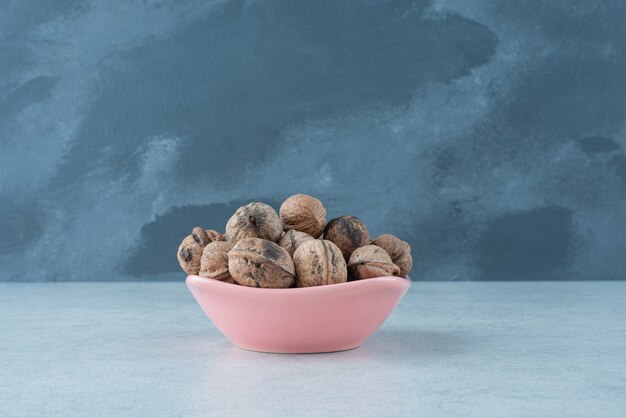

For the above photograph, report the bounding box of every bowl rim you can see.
[186,274,411,295]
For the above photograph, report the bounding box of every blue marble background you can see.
[1,0,625,281]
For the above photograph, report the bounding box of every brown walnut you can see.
[372,234,413,277]
[177,235,204,275]
[278,230,315,257]
[205,229,227,243]
[279,194,327,237]
[228,238,295,288]
[323,216,371,262]
[348,245,401,280]
[191,227,210,246]
[192,227,226,247]
[199,241,235,283]
[225,202,283,243]
[293,240,347,287]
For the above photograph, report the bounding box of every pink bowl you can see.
[186,275,411,353]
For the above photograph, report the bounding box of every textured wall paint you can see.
[1,0,625,281]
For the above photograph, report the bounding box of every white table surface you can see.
[1,282,625,417]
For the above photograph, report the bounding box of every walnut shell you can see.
[205,229,227,243]
[280,194,327,237]
[192,227,226,246]
[372,234,413,277]
[177,235,204,275]
[228,238,295,288]
[191,227,210,246]
[225,202,283,243]
[293,239,347,287]
[323,216,371,262]
[278,230,315,257]
[199,241,235,283]
[347,245,401,280]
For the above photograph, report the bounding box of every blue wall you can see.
[1,0,625,281]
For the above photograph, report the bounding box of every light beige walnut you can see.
[323,216,371,262]
[348,245,401,280]
[293,240,347,287]
[372,234,413,277]
[225,202,283,243]
[199,241,235,283]
[279,194,327,238]
[278,230,315,257]
[228,238,295,288]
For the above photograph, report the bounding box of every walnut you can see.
[192,227,226,246]
[225,202,283,243]
[347,245,401,280]
[278,230,315,257]
[293,240,347,287]
[191,227,210,246]
[323,216,371,262]
[279,194,327,237]
[228,238,295,288]
[177,226,226,275]
[199,241,235,283]
[372,234,413,277]
[205,229,227,243]
[177,235,204,275]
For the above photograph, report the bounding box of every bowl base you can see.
[234,345,361,354]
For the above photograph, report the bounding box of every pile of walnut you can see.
[177,194,412,288]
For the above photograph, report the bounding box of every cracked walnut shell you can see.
[279,194,327,238]
[293,239,347,287]
[225,202,283,243]
[348,245,401,280]
[228,238,295,288]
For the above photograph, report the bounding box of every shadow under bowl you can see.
[186,275,411,354]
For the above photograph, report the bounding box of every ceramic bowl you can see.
[186,275,411,353]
